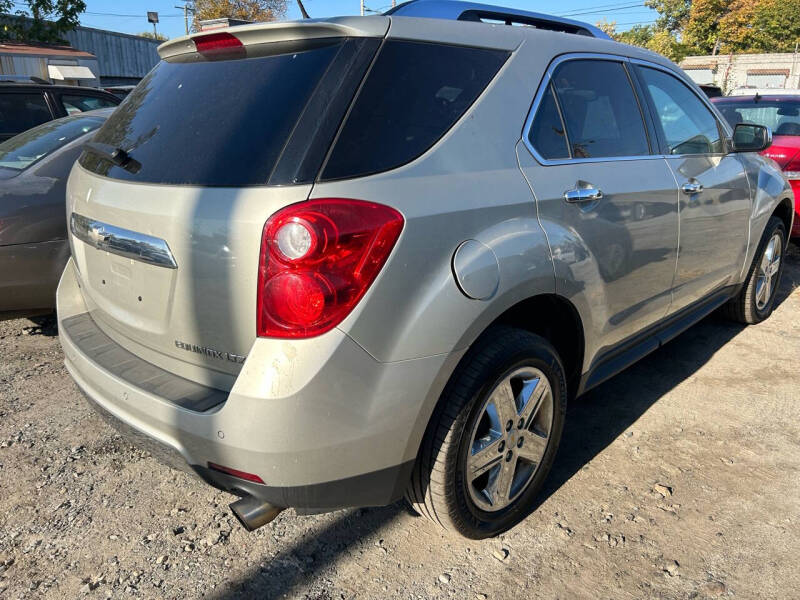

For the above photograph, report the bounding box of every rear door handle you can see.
[681,181,704,195]
[564,185,603,203]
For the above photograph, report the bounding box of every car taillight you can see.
[784,154,800,180]
[193,32,245,58]
[257,198,404,338]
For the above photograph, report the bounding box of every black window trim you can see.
[629,60,731,157]
[522,52,729,166]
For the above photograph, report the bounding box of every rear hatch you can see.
[67,19,387,387]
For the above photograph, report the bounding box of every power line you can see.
[559,3,647,17]
[558,0,648,15]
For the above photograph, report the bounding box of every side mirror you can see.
[731,123,772,153]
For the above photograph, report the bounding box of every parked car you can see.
[0,82,119,142]
[103,85,136,100]
[698,84,723,98]
[713,94,800,238]
[57,1,794,539]
[0,109,111,320]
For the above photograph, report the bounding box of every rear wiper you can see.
[84,142,141,174]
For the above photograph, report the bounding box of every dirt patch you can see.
[1,245,799,599]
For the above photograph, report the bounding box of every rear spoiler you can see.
[157,16,390,60]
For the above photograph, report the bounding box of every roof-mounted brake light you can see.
[193,32,244,57]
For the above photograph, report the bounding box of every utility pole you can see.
[361,0,365,16]
[174,3,195,35]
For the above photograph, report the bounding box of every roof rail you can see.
[386,0,611,39]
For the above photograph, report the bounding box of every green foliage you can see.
[0,0,87,43]
[602,0,799,59]
[137,31,168,41]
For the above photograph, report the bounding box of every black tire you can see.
[405,326,567,539]
[723,216,786,324]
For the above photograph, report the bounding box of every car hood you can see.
[0,166,19,180]
[762,135,800,169]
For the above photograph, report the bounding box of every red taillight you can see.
[193,32,244,56]
[207,462,265,484]
[257,198,404,338]
[784,153,800,180]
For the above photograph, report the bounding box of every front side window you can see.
[60,94,118,115]
[637,66,723,155]
[0,92,52,138]
[549,59,650,159]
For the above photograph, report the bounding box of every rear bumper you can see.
[57,258,461,510]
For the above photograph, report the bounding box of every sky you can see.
[72,0,657,39]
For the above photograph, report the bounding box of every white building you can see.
[681,53,800,93]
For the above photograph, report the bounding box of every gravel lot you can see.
[1,243,799,600]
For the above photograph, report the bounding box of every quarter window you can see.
[548,59,650,159]
[528,84,569,160]
[637,66,723,155]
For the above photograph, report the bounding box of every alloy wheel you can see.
[466,367,554,512]
[755,233,782,310]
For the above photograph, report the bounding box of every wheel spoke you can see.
[468,437,505,480]
[517,377,546,429]
[517,430,548,465]
[490,378,518,430]
[488,456,516,506]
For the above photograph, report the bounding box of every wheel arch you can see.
[773,196,794,236]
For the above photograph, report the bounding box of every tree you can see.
[717,0,800,53]
[597,19,687,63]
[191,0,287,30]
[137,31,168,41]
[0,0,86,43]
[645,0,692,33]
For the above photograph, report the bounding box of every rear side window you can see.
[321,41,509,181]
[0,92,52,138]
[80,38,376,186]
[60,94,118,115]
[549,60,649,159]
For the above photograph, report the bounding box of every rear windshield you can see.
[80,39,352,186]
[0,115,104,171]
[715,100,800,136]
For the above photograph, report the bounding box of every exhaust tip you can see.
[230,495,284,532]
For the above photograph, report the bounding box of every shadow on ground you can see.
[213,248,800,600]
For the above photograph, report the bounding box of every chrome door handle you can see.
[564,186,603,203]
[681,181,704,195]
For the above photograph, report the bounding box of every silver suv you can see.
[58,1,794,539]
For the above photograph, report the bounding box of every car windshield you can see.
[715,99,800,136]
[0,114,104,171]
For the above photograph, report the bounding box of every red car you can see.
[713,94,800,238]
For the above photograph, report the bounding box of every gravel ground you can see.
[1,243,799,600]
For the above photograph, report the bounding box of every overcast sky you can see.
[72,0,656,39]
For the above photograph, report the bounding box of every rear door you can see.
[633,64,750,310]
[518,56,679,353]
